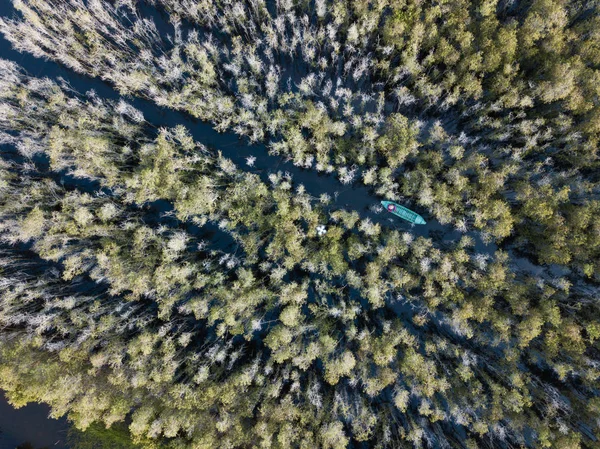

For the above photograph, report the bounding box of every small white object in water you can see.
[246,155,256,167]
[316,225,327,236]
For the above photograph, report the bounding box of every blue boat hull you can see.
[381,201,426,225]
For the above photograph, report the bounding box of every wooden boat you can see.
[381,201,426,225]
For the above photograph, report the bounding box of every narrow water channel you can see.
[0,1,494,254]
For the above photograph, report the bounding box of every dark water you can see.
[0,393,69,449]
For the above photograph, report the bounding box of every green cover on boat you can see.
[381,201,426,225]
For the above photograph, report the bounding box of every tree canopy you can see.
[0,0,599,448]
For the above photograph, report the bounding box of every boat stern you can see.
[381,200,396,212]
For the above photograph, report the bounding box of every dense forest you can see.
[0,0,599,448]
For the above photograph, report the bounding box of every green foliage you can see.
[67,422,141,449]
[0,0,599,448]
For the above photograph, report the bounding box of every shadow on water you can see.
[0,392,69,449]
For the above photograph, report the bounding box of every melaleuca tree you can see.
[0,1,599,449]
[0,0,500,237]
[1,158,599,449]
[2,0,599,264]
